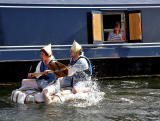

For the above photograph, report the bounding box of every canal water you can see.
[1,77,160,121]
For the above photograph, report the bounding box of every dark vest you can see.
[70,56,92,76]
[38,60,56,83]
[70,56,92,87]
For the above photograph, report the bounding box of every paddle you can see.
[31,61,68,79]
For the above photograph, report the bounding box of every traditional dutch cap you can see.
[41,43,52,56]
[71,40,82,52]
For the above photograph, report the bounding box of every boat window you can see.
[103,12,126,43]
[91,11,142,44]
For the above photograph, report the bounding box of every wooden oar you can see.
[31,61,68,78]
[30,70,52,77]
[31,68,67,77]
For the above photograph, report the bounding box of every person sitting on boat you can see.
[108,21,124,42]
[42,40,92,104]
[19,44,56,91]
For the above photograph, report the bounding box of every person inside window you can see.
[107,22,124,42]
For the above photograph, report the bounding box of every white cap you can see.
[71,40,82,52]
[41,44,52,56]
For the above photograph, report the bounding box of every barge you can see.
[0,0,160,81]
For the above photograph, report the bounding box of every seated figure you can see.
[107,22,124,42]
[42,40,92,104]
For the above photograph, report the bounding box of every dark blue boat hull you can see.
[0,43,160,61]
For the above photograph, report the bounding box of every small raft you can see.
[11,88,104,104]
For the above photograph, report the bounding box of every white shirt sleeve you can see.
[68,58,89,76]
[34,61,42,73]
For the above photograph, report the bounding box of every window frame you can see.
[90,10,143,44]
[102,12,126,43]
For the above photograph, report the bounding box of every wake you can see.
[66,79,105,107]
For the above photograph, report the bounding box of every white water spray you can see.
[68,78,105,107]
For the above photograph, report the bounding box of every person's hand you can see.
[110,37,114,41]
[67,64,71,69]
[118,34,123,40]
[44,70,52,75]
[72,88,77,94]
[28,73,34,78]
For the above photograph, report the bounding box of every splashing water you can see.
[67,79,105,107]
[63,65,105,107]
